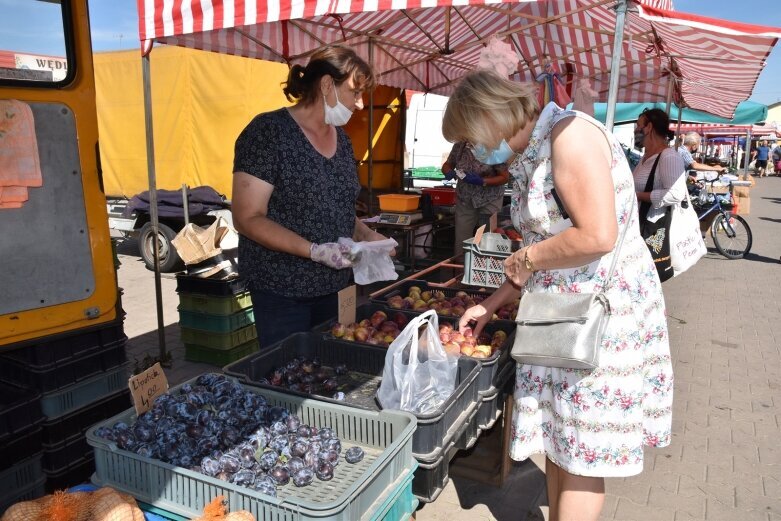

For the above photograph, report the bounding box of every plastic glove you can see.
[443,170,457,181]
[463,172,484,186]
[310,242,353,269]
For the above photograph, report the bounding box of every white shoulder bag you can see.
[670,193,706,276]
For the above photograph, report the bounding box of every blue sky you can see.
[2,0,780,105]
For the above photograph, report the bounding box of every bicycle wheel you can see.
[711,213,752,259]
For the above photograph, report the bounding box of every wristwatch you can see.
[523,246,536,272]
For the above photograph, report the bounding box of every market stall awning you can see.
[137,0,781,119]
[585,100,767,125]
[675,122,781,137]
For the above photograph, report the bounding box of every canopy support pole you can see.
[368,38,375,215]
[675,105,683,146]
[743,129,752,178]
[605,0,628,132]
[664,73,674,117]
[141,53,168,365]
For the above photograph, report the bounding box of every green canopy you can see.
[580,101,767,126]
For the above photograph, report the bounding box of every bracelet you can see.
[523,246,536,272]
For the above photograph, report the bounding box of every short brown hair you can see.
[442,70,538,148]
[282,46,375,106]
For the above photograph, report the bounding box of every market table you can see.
[366,214,454,272]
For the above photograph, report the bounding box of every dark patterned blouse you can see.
[233,108,360,298]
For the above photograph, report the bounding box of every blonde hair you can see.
[442,70,539,147]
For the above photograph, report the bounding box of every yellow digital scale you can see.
[377,211,423,226]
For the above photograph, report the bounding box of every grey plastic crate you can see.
[224,332,481,460]
[86,376,416,521]
[476,360,516,432]
[40,363,130,419]
[0,476,46,515]
[0,453,43,495]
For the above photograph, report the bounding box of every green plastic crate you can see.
[184,340,259,366]
[40,363,130,419]
[178,308,255,333]
[370,464,418,521]
[180,324,257,350]
[177,291,253,316]
[87,376,416,521]
[411,166,444,179]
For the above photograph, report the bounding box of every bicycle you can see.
[688,173,753,259]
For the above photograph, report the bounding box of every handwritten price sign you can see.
[129,362,169,416]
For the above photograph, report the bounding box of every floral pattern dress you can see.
[508,103,673,477]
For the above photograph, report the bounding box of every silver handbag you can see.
[511,196,634,370]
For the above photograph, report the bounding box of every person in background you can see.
[772,142,781,175]
[755,140,770,177]
[232,46,391,347]
[445,71,673,521]
[441,142,510,256]
[633,109,688,244]
[677,132,726,176]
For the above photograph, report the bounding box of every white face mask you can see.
[323,83,353,127]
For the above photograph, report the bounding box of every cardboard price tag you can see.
[473,224,486,248]
[338,285,357,325]
[129,362,169,416]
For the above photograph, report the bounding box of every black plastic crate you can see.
[0,477,46,515]
[224,332,481,459]
[41,389,131,446]
[369,280,517,329]
[44,454,95,493]
[476,360,516,432]
[42,432,91,473]
[314,302,516,395]
[0,420,43,469]
[0,339,127,393]
[176,273,247,296]
[0,381,43,438]
[0,317,126,366]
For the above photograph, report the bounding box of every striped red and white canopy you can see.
[136,0,781,119]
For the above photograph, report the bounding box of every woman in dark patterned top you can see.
[232,46,391,347]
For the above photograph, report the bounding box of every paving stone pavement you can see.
[117,175,781,520]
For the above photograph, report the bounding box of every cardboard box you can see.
[734,194,750,215]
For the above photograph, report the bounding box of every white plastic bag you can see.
[670,195,706,276]
[338,238,399,285]
[376,310,458,414]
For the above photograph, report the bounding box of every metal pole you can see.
[605,0,628,132]
[743,129,752,178]
[675,105,683,147]
[367,38,375,215]
[142,53,168,363]
[181,183,189,226]
[664,73,674,117]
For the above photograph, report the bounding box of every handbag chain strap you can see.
[600,182,636,295]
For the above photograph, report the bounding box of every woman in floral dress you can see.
[445,71,673,520]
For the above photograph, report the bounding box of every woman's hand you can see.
[458,304,492,338]
[504,248,533,288]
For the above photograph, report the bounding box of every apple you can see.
[408,285,422,294]
[460,345,475,356]
[413,299,429,311]
[420,291,432,302]
[388,296,404,309]
[392,313,409,328]
[370,310,387,328]
[331,323,347,338]
[444,342,461,357]
[380,321,399,333]
[354,327,370,342]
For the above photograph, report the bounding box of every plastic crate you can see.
[184,339,259,365]
[178,291,253,316]
[42,431,92,472]
[378,194,420,212]
[411,166,444,179]
[421,187,456,206]
[462,233,513,288]
[40,363,131,419]
[0,476,46,515]
[0,318,126,366]
[44,453,95,493]
[0,453,43,495]
[411,438,454,503]
[224,332,481,459]
[476,360,515,432]
[175,274,247,296]
[41,390,131,446]
[369,280,517,330]
[0,420,44,469]
[0,381,43,438]
[370,464,418,521]
[178,307,255,333]
[86,375,416,521]
[180,324,257,350]
[0,339,127,394]
[314,302,516,394]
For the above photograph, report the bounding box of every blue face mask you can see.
[471,139,514,165]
